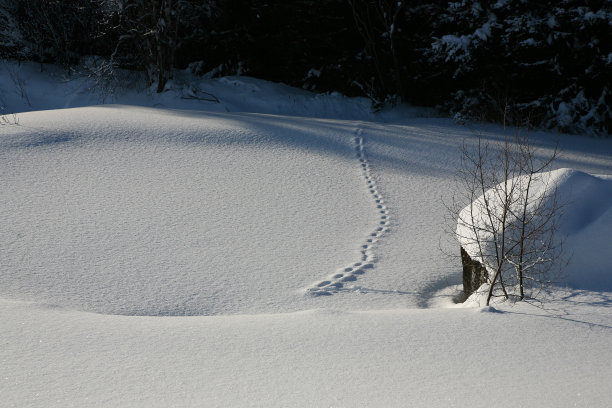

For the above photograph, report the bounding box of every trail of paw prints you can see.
[307,127,390,296]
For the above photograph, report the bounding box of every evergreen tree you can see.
[424,0,612,134]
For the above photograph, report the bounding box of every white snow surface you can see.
[1,61,612,407]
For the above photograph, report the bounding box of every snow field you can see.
[2,106,513,316]
[1,107,386,315]
[2,62,612,407]
[0,107,521,315]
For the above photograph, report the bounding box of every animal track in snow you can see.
[307,127,390,296]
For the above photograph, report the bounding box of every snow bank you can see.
[0,60,428,121]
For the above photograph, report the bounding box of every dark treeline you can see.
[1,0,611,135]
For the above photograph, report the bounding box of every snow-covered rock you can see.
[458,168,612,302]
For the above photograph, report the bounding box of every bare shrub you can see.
[450,116,567,305]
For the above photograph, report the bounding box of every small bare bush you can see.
[0,109,19,126]
[450,116,566,305]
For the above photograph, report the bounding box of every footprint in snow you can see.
[306,128,390,296]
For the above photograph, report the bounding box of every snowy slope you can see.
[2,61,612,407]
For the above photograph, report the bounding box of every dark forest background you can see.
[1,0,611,135]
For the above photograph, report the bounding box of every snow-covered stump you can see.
[460,246,488,300]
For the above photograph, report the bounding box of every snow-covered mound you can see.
[0,105,463,316]
[458,168,612,293]
[0,106,370,315]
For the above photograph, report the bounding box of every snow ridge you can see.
[306,127,390,296]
